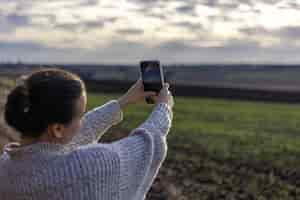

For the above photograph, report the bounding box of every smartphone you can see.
[140,60,165,104]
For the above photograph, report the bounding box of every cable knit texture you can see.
[0,100,173,200]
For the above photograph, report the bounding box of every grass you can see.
[0,77,16,89]
[87,91,300,169]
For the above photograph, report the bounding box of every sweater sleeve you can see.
[103,102,173,200]
[132,103,173,199]
[66,100,123,148]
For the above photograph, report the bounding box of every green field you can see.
[88,92,300,167]
[88,91,300,199]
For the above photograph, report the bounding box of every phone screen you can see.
[140,60,164,104]
[140,61,163,93]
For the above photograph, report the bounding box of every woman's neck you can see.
[20,137,39,146]
[20,133,50,146]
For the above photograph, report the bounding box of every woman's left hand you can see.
[117,79,157,109]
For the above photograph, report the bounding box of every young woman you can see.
[0,68,174,200]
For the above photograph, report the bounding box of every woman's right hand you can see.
[153,83,174,109]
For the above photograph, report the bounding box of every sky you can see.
[1,0,300,64]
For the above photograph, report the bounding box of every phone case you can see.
[140,61,165,104]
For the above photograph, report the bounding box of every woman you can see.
[0,68,174,200]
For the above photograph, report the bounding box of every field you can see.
[88,92,300,199]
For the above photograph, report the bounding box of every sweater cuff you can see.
[156,103,173,121]
[135,102,173,137]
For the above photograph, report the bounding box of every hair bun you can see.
[4,84,31,133]
[5,69,85,138]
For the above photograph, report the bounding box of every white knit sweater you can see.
[0,100,173,200]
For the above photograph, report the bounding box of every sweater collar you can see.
[3,142,69,159]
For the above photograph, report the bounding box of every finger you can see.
[163,83,170,89]
[138,78,143,84]
[144,91,157,97]
[136,79,144,88]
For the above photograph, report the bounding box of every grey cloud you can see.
[2,0,300,64]
[79,0,99,7]
[176,4,195,13]
[0,13,31,33]
[117,28,144,35]
[127,0,161,5]
[172,21,203,31]
[208,15,235,22]
[55,21,104,32]
[5,14,30,26]
[158,40,190,50]
[278,26,300,40]
[62,0,100,9]
[201,0,239,10]
[2,38,300,64]
[146,13,167,19]
[55,17,118,32]
[156,39,260,53]
[55,23,81,31]
[259,0,282,4]
[127,0,168,13]
[239,26,300,41]
[83,21,105,29]
[151,39,268,64]
[30,14,57,26]
[199,0,219,7]
[287,2,300,10]
[131,6,169,20]
[0,41,45,51]
[239,26,271,36]
[104,17,119,23]
[0,40,86,64]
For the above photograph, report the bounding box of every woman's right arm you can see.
[102,83,174,199]
[129,102,173,199]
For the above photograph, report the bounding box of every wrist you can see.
[117,96,129,110]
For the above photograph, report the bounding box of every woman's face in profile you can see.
[60,91,87,142]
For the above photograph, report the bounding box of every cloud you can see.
[172,21,203,31]
[116,28,144,35]
[0,0,300,63]
[286,2,300,10]
[239,26,271,36]
[278,26,300,40]
[200,0,242,11]
[176,4,195,14]
[5,14,30,26]
[239,25,300,41]
[54,17,118,32]
[0,41,45,51]
[78,0,99,7]
[2,38,300,64]
[0,13,32,33]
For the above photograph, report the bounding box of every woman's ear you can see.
[47,123,64,139]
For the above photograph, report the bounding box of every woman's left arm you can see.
[66,79,156,148]
[66,100,123,147]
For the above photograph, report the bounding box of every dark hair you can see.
[4,68,86,138]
